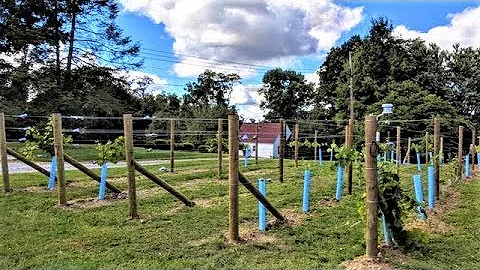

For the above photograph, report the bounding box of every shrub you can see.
[198,145,208,153]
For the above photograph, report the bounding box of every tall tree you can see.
[259,68,314,120]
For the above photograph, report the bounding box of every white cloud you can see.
[116,70,168,96]
[230,83,265,120]
[393,6,480,50]
[119,0,363,77]
[304,70,319,85]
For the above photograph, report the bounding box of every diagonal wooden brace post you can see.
[63,153,122,194]
[6,147,56,181]
[238,172,284,222]
[133,160,195,207]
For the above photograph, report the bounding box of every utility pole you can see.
[347,51,355,195]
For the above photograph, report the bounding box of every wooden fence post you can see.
[458,126,464,179]
[170,119,175,173]
[294,122,299,168]
[425,132,429,165]
[365,115,378,258]
[434,116,440,199]
[347,119,354,195]
[279,119,284,182]
[228,114,239,242]
[123,114,138,219]
[52,113,66,205]
[0,113,10,192]
[314,130,318,161]
[218,118,223,179]
[255,123,259,165]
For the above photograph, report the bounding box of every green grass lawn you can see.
[7,142,217,162]
[0,158,478,268]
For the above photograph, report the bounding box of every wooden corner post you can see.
[170,119,175,173]
[434,116,440,199]
[458,126,464,179]
[279,119,284,182]
[218,118,223,179]
[123,114,138,219]
[228,114,239,242]
[365,115,378,258]
[52,113,66,205]
[347,119,354,195]
[314,130,318,161]
[0,113,10,192]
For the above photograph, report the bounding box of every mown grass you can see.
[0,157,478,268]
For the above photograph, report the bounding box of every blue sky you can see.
[116,1,480,120]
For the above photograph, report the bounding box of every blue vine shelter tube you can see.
[390,150,395,162]
[429,152,433,160]
[381,210,393,246]
[335,166,344,201]
[465,155,470,177]
[428,165,435,209]
[258,178,267,232]
[330,149,333,161]
[413,174,427,220]
[48,156,56,190]
[99,163,108,200]
[477,153,480,167]
[318,148,323,165]
[302,170,311,213]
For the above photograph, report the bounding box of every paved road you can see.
[1,156,219,174]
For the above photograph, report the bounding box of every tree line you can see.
[1,3,479,153]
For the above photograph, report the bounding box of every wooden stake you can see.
[52,113,66,205]
[396,126,401,168]
[170,119,175,173]
[123,114,138,219]
[228,114,239,242]
[279,119,284,182]
[347,119,354,195]
[425,132,429,165]
[294,122,299,168]
[218,118,223,179]
[434,116,440,200]
[440,136,444,161]
[255,123,259,165]
[314,130,318,161]
[0,113,10,192]
[405,137,412,164]
[458,126,464,179]
[365,115,378,258]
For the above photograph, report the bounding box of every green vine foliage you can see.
[288,139,319,148]
[328,142,363,167]
[95,137,125,165]
[22,118,72,159]
[377,161,420,249]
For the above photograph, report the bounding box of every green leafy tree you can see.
[259,68,314,120]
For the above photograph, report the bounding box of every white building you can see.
[240,123,284,158]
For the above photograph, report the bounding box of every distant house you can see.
[239,123,292,158]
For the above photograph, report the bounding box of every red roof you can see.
[240,123,280,144]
